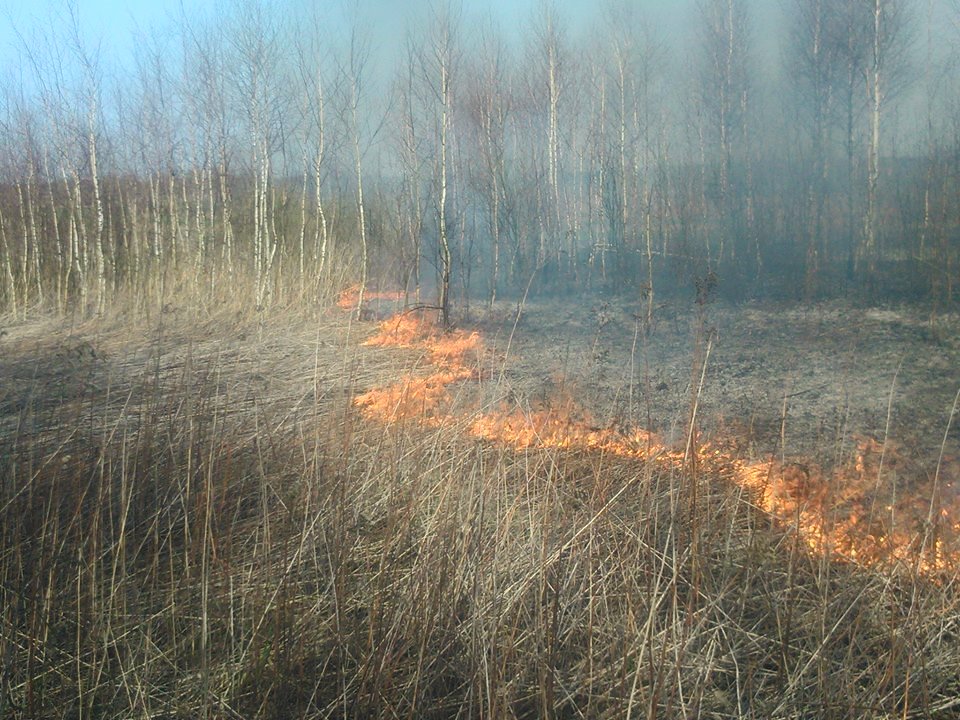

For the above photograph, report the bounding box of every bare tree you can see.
[340,22,373,315]
[463,19,511,304]
[62,8,109,313]
[226,0,290,308]
[15,4,100,311]
[394,37,429,303]
[293,8,339,293]
[694,0,755,283]
[786,0,847,294]
[524,1,568,282]
[181,13,236,279]
[860,0,913,283]
[407,2,462,326]
[0,0,951,320]
[597,0,665,319]
[825,0,912,286]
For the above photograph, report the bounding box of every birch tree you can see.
[858,0,913,283]
[463,22,511,304]
[293,13,336,290]
[409,2,461,326]
[228,0,288,308]
[341,24,373,314]
[694,0,755,281]
[527,2,567,280]
[182,15,236,278]
[786,0,846,294]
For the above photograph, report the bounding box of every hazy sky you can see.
[0,0,784,75]
[0,0,954,103]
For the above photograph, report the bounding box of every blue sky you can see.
[0,0,780,73]
[0,0,954,95]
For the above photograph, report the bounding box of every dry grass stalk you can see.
[1,301,959,719]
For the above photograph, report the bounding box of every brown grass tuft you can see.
[1,304,959,719]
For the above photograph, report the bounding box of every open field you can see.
[1,295,959,719]
[2,0,960,715]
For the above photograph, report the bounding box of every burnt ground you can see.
[468,294,960,477]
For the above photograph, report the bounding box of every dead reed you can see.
[1,301,958,719]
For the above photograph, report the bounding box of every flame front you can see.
[470,408,665,458]
[353,311,481,425]
[347,303,960,578]
[734,446,960,574]
[354,373,456,425]
[336,284,407,312]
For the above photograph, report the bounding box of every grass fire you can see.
[350,296,960,580]
[2,286,959,719]
[3,0,960,716]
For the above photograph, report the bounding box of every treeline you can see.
[0,0,957,320]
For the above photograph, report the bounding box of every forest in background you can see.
[0,0,958,323]
[6,3,960,717]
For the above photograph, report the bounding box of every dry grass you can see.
[1,300,959,719]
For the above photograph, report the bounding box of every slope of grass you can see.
[1,302,958,719]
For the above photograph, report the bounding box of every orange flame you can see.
[336,284,407,313]
[363,311,436,345]
[731,446,960,575]
[354,372,456,425]
[469,408,663,458]
[353,310,483,424]
[346,303,960,578]
[363,311,483,377]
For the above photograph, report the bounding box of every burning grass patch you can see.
[352,309,484,425]
[354,372,457,425]
[469,406,662,457]
[736,437,960,576]
[352,304,960,582]
[2,301,960,718]
[363,310,483,369]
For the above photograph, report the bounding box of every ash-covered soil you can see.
[470,294,960,474]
